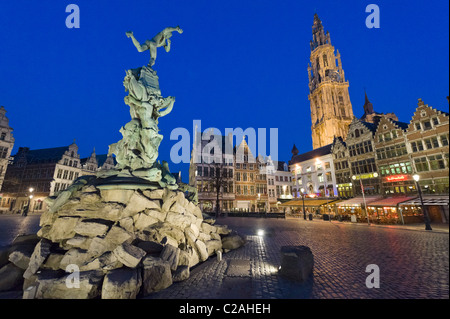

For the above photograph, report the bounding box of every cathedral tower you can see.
[308,14,354,149]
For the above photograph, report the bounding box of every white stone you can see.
[112,243,146,268]
[65,235,92,250]
[102,268,142,299]
[165,212,195,230]
[160,244,180,271]
[195,240,208,262]
[123,191,161,217]
[141,256,173,295]
[133,213,159,231]
[100,189,135,204]
[47,217,80,242]
[205,239,222,257]
[119,217,135,234]
[23,239,52,279]
[173,265,190,282]
[59,248,92,270]
[35,270,103,299]
[146,209,167,222]
[143,189,165,199]
[8,248,32,270]
[74,221,109,237]
[201,222,216,234]
[198,232,211,242]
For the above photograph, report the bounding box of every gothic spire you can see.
[363,89,374,115]
[310,13,330,51]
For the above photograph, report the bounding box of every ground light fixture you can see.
[257,229,265,236]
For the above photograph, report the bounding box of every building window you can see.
[432,117,439,126]
[197,166,202,176]
[415,123,421,131]
[0,146,8,159]
[57,169,62,179]
[63,158,68,165]
[0,133,6,140]
[423,121,432,130]
[204,167,208,177]
[69,171,74,180]
[429,155,446,170]
[236,172,240,181]
[414,157,429,172]
[63,170,68,179]
[411,141,424,152]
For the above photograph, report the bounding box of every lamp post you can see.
[28,187,34,213]
[300,187,306,220]
[413,174,432,231]
[352,175,371,225]
[257,193,261,213]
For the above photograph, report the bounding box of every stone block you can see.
[221,233,245,250]
[123,191,161,217]
[100,189,135,204]
[195,240,209,262]
[112,243,146,268]
[173,265,190,282]
[142,256,172,295]
[74,221,110,237]
[133,213,159,231]
[23,239,52,279]
[279,245,314,282]
[0,263,24,292]
[160,244,180,271]
[102,268,142,299]
[35,270,103,299]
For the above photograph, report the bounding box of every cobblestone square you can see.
[0,215,448,299]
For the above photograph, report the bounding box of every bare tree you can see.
[210,162,229,218]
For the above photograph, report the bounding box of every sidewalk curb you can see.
[286,216,449,234]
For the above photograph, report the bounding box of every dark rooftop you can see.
[290,143,333,165]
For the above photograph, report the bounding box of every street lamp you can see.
[352,175,370,225]
[300,187,306,220]
[413,174,432,231]
[257,193,261,212]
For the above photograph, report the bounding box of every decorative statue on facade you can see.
[103,27,184,189]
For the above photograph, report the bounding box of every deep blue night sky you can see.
[0,0,448,182]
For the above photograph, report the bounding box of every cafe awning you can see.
[336,196,382,207]
[367,196,417,207]
[280,199,339,207]
[399,195,449,206]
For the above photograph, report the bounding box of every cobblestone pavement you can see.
[0,215,448,299]
[0,215,41,247]
[148,217,449,299]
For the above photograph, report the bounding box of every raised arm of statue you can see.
[157,96,175,118]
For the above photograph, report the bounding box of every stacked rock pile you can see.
[0,176,245,299]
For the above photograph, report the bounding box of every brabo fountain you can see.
[13,27,245,299]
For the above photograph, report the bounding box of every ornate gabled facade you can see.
[345,118,381,196]
[0,106,14,192]
[331,136,352,198]
[308,14,354,149]
[373,117,413,195]
[405,99,449,194]
[1,142,117,214]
